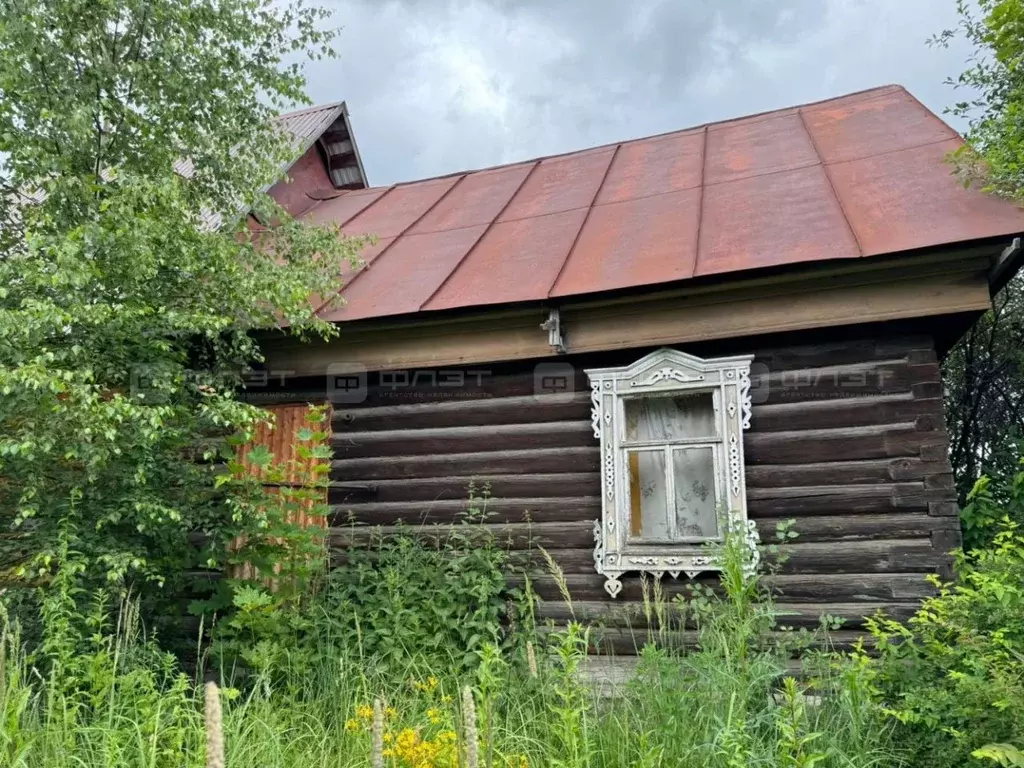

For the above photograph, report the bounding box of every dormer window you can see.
[586,348,757,598]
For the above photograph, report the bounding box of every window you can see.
[586,348,757,598]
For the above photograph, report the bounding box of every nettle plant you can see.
[321,485,513,674]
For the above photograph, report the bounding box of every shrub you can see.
[861,495,1024,767]
[317,488,513,674]
[209,486,516,682]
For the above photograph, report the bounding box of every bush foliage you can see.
[863,476,1024,767]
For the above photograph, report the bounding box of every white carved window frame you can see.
[586,348,757,598]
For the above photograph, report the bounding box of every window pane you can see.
[624,392,717,442]
[673,447,718,538]
[627,449,669,539]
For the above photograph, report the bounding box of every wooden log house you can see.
[248,85,1024,654]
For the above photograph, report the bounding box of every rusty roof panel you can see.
[705,113,819,185]
[304,187,390,227]
[342,177,460,238]
[337,236,396,284]
[828,139,1024,255]
[321,226,487,321]
[802,89,957,164]
[596,130,704,204]
[552,188,701,296]
[697,165,861,276]
[302,85,1024,324]
[498,149,615,221]
[311,236,395,314]
[425,208,589,310]
[410,164,534,234]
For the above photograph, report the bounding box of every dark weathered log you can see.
[744,423,926,464]
[333,391,937,439]
[510,572,937,603]
[338,369,590,408]
[533,599,916,629]
[333,393,591,431]
[542,626,872,656]
[750,394,935,432]
[329,473,601,504]
[333,421,934,467]
[755,513,958,542]
[747,482,934,516]
[325,513,952,551]
[328,520,596,550]
[332,421,593,458]
[754,360,914,405]
[750,335,927,370]
[745,457,951,488]
[329,496,601,526]
[332,447,601,481]
[522,539,940,575]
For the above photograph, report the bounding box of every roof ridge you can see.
[419,160,543,311]
[691,126,711,276]
[316,176,469,316]
[548,144,622,297]
[796,107,864,257]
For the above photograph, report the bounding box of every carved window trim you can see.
[586,348,757,598]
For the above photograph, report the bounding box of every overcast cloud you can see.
[302,0,976,186]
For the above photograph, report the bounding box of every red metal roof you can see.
[309,85,1024,323]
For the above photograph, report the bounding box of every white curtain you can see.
[627,395,718,539]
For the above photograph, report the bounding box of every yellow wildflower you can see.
[344,718,360,732]
[426,708,443,725]
[355,704,374,720]
[413,675,439,694]
[386,706,398,719]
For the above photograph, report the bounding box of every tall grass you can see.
[0,524,900,767]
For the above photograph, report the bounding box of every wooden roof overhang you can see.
[257,238,1015,377]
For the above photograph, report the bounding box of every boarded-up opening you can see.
[231,403,331,584]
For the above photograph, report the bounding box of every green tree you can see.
[934,0,1024,529]
[0,0,359,608]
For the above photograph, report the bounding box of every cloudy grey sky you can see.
[302,0,976,186]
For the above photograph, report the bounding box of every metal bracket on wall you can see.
[541,308,567,353]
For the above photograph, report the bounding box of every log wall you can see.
[263,328,960,654]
